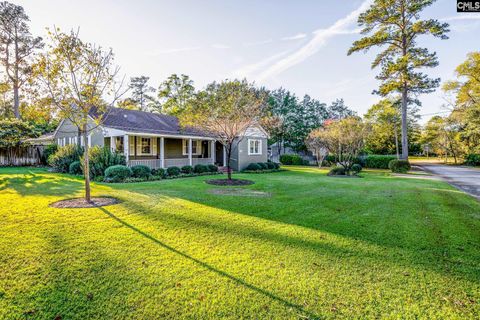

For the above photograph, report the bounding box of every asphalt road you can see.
[417,163,480,200]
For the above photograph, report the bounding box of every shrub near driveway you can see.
[365,155,397,169]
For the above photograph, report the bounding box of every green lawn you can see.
[0,166,479,319]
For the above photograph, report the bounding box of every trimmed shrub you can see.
[81,146,126,178]
[105,165,132,182]
[41,144,58,165]
[465,154,480,166]
[68,161,82,175]
[152,168,166,177]
[322,155,336,166]
[266,162,275,169]
[167,166,181,176]
[181,165,194,174]
[388,159,411,173]
[194,164,208,173]
[245,163,261,171]
[279,154,303,165]
[207,164,218,172]
[351,164,362,174]
[328,166,346,176]
[48,144,83,173]
[257,162,268,169]
[131,165,151,179]
[272,162,280,169]
[365,155,397,169]
[93,175,104,182]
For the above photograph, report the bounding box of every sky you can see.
[17,0,480,123]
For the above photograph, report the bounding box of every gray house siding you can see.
[54,118,104,147]
[230,136,268,171]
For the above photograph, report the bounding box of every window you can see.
[182,139,201,155]
[115,137,124,153]
[141,137,151,154]
[248,139,261,155]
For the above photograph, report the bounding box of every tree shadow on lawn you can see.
[110,171,480,286]
[116,194,480,285]
[98,206,321,320]
[8,225,143,319]
[0,170,84,197]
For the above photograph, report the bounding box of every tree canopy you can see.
[348,0,449,159]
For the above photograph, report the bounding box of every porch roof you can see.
[92,107,214,138]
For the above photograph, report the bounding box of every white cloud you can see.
[251,0,373,82]
[147,46,201,55]
[230,50,291,79]
[212,43,231,49]
[281,33,307,41]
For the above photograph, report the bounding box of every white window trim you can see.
[138,137,153,156]
[182,139,201,156]
[248,139,262,155]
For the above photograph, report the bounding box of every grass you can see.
[0,166,479,319]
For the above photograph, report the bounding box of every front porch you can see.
[105,134,225,169]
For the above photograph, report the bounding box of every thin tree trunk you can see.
[13,84,20,119]
[226,143,232,180]
[401,86,408,160]
[82,123,91,202]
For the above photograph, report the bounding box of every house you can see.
[268,142,317,165]
[52,108,268,171]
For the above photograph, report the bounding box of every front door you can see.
[215,141,224,166]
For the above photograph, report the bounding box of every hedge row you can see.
[104,163,220,183]
[244,162,280,171]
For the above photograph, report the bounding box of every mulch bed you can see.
[50,197,120,208]
[205,178,254,186]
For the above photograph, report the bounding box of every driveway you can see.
[417,163,480,200]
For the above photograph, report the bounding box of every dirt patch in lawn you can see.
[208,188,270,197]
[50,197,120,208]
[205,179,254,186]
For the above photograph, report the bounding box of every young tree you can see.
[305,130,328,168]
[0,1,43,119]
[34,29,125,202]
[181,79,266,180]
[311,117,369,174]
[157,74,195,116]
[348,0,449,160]
[129,75,156,111]
[422,116,462,163]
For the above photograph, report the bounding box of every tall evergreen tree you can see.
[129,76,156,111]
[348,0,449,159]
[0,1,43,119]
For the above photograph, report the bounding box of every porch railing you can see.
[129,158,213,169]
[129,159,161,169]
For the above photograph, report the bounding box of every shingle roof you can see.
[92,108,211,137]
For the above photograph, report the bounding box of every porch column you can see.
[188,138,193,166]
[211,140,216,163]
[223,144,226,166]
[123,135,129,163]
[160,137,165,168]
[110,136,116,152]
